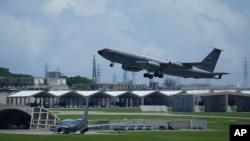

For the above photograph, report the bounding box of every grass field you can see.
[0,131,229,141]
[1,107,250,141]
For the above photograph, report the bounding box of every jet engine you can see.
[54,126,62,133]
[122,65,142,72]
[168,61,186,69]
[146,61,161,71]
[136,61,161,71]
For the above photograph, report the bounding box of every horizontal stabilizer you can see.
[211,72,230,79]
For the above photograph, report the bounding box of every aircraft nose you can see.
[98,50,103,55]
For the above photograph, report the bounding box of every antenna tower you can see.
[45,63,48,78]
[123,70,128,83]
[132,72,136,84]
[243,58,249,87]
[92,55,97,82]
[96,64,101,82]
[113,74,117,82]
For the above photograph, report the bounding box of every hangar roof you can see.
[185,90,211,95]
[77,91,100,97]
[104,91,127,97]
[8,90,43,97]
[8,89,250,98]
[239,91,250,94]
[48,91,71,96]
[160,91,182,96]
[213,90,238,93]
[131,91,155,97]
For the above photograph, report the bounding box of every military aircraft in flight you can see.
[50,98,118,134]
[97,48,229,79]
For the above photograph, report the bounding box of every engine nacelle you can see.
[146,61,161,71]
[54,127,62,132]
[168,61,184,69]
[122,65,142,72]
[135,61,161,71]
[69,125,77,133]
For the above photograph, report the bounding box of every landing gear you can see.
[80,128,88,134]
[110,63,114,67]
[144,73,153,79]
[154,73,164,78]
[143,73,164,79]
[63,128,70,134]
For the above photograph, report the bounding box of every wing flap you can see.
[88,123,122,128]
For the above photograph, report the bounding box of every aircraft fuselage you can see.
[98,48,228,79]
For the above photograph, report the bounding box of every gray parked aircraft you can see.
[97,48,229,79]
[50,98,118,134]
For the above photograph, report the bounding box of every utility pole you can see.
[96,64,101,82]
[92,55,97,82]
[45,63,48,78]
[243,58,249,87]
[113,74,117,82]
[132,72,136,84]
[123,70,128,83]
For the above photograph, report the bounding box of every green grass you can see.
[0,131,229,141]
[50,107,141,113]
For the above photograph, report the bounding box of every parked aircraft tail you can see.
[197,48,222,72]
[82,98,88,121]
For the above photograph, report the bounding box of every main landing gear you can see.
[143,73,164,79]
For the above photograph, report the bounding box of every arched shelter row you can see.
[7,90,181,108]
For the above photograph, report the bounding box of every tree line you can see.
[0,67,94,90]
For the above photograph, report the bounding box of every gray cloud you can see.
[0,0,249,86]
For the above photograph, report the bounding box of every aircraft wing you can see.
[50,125,71,133]
[159,61,212,70]
[209,72,230,79]
[88,123,122,128]
[50,125,69,129]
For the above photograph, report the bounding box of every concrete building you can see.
[111,119,207,130]
[171,90,250,112]
[0,77,44,87]
[0,77,68,91]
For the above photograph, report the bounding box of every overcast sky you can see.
[0,0,250,86]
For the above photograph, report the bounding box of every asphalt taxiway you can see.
[0,129,115,135]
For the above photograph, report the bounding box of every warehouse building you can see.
[171,90,250,112]
[3,89,250,112]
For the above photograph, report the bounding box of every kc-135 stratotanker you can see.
[98,48,229,79]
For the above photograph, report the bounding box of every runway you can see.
[0,129,115,135]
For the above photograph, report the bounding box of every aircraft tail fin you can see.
[197,48,222,72]
[82,98,88,121]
